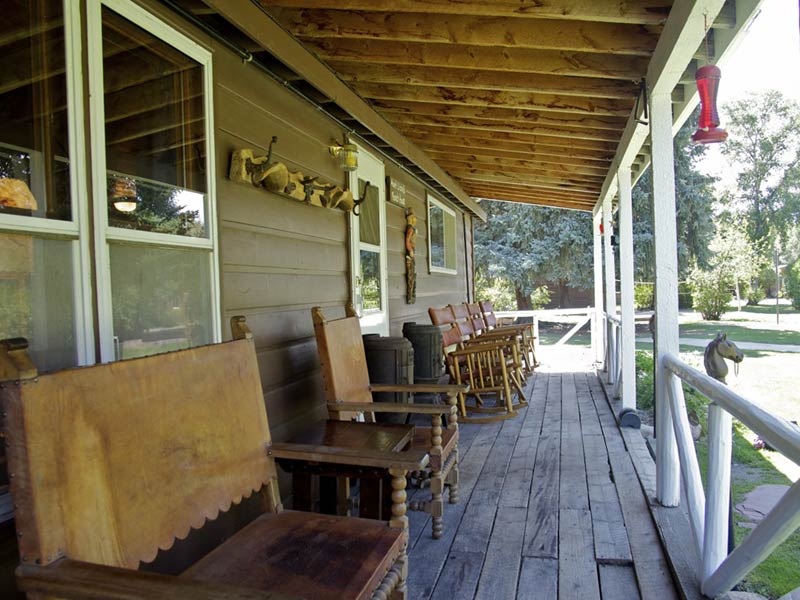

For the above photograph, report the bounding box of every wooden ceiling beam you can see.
[426,146,610,176]
[354,82,632,117]
[277,9,660,56]
[331,62,637,100]
[422,144,613,170]
[305,38,649,81]
[389,114,622,144]
[465,184,594,210]
[410,134,616,161]
[467,191,594,211]
[436,155,605,179]
[451,171,600,195]
[259,1,674,26]
[372,100,627,132]
[428,154,608,177]
[440,162,603,187]
[464,180,598,197]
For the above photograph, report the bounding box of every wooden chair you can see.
[312,306,466,539]
[480,300,539,369]
[453,302,528,391]
[1,332,425,600]
[433,319,522,423]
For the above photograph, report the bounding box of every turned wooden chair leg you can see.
[387,468,409,600]
[430,414,444,539]
[447,449,459,504]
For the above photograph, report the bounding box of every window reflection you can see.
[102,6,207,237]
[0,0,72,221]
[360,250,381,311]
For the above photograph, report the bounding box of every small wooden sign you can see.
[387,177,406,207]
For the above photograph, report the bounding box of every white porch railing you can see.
[603,312,622,398]
[662,353,800,597]
[495,307,593,349]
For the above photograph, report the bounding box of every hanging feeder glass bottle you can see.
[692,64,728,144]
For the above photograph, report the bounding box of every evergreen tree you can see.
[632,111,716,281]
[474,202,593,308]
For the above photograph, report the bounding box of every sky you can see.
[696,0,800,191]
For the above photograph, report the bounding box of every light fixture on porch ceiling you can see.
[110,176,140,213]
[329,137,358,172]
[692,17,728,144]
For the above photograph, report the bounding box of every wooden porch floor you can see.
[406,356,682,600]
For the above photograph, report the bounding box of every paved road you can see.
[635,337,800,353]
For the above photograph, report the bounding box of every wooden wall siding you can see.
[385,163,468,336]
[213,47,352,443]
[211,33,472,436]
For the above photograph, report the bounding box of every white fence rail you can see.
[662,352,800,597]
[495,307,593,348]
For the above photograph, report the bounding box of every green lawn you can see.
[679,322,800,346]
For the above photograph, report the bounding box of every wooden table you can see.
[273,420,416,519]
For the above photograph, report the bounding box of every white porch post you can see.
[618,166,636,411]
[650,91,680,507]
[593,208,605,365]
[603,196,616,384]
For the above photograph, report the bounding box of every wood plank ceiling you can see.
[185,1,734,212]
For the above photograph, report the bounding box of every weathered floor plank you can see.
[599,564,641,600]
[499,373,548,509]
[523,374,562,558]
[517,557,557,600]
[403,362,683,600]
[586,375,680,600]
[473,506,527,600]
[576,373,633,564]
[558,508,601,600]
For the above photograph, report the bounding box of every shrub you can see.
[531,285,551,310]
[689,265,733,320]
[635,350,654,411]
[634,283,654,310]
[747,283,766,306]
[475,274,515,310]
[785,260,800,310]
[678,282,694,309]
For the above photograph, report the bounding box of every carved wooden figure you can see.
[1,327,422,600]
[404,209,417,304]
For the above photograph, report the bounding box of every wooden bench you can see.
[1,332,427,599]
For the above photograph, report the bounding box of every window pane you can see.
[0,233,77,371]
[109,243,212,359]
[358,179,380,246]
[102,7,208,237]
[0,1,72,221]
[429,203,445,267]
[445,211,457,269]
[360,250,381,311]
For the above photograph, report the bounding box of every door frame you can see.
[348,144,388,336]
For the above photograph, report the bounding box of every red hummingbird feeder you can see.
[692,64,728,144]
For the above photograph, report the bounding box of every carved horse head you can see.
[703,332,744,384]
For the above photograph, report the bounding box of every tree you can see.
[722,91,800,246]
[474,203,593,308]
[632,112,716,282]
[707,220,767,310]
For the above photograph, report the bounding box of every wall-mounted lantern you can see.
[329,138,358,172]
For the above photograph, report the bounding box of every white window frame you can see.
[427,193,458,275]
[0,0,94,366]
[87,0,221,362]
